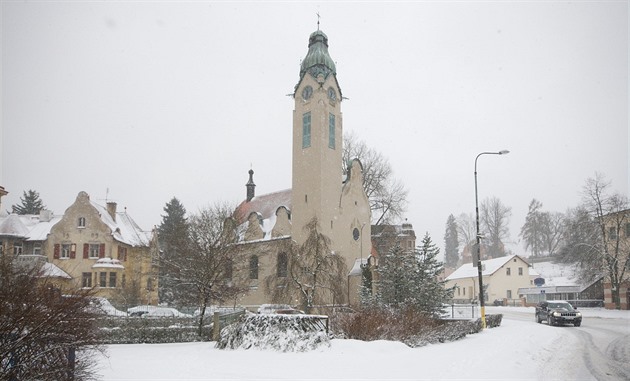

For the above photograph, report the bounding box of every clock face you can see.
[353,227,360,241]
[327,87,337,101]
[302,85,313,100]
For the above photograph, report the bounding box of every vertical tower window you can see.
[250,255,259,280]
[302,112,311,148]
[328,113,335,149]
[277,252,288,278]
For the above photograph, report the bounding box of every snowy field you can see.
[96,306,630,380]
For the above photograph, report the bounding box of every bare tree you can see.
[161,202,247,336]
[456,213,476,247]
[0,258,102,380]
[343,132,408,225]
[480,197,512,258]
[579,174,629,309]
[265,218,347,313]
[520,199,566,258]
[541,211,565,257]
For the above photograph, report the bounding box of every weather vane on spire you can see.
[316,12,320,30]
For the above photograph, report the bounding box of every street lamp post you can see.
[474,150,509,329]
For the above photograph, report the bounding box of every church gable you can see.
[235,185,292,242]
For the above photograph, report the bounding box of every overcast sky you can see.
[2,1,628,257]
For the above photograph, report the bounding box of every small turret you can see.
[246,169,256,202]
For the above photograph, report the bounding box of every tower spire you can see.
[317,12,320,30]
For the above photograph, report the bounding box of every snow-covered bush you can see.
[216,314,330,352]
[333,308,503,348]
[98,316,211,344]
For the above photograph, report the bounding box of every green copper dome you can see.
[300,30,336,80]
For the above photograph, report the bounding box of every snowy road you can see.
[490,306,630,380]
[97,307,630,380]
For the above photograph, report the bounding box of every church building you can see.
[234,29,371,310]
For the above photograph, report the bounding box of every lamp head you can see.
[498,150,510,155]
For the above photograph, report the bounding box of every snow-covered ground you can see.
[96,306,630,380]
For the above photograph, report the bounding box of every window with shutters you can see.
[118,246,127,261]
[89,244,101,259]
[61,244,71,259]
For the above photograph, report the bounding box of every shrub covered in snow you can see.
[98,316,211,344]
[216,314,330,352]
[333,307,502,348]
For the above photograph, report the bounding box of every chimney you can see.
[107,202,117,221]
[39,209,53,222]
[246,169,256,202]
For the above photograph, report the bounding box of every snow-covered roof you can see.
[38,262,72,279]
[236,189,292,223]
[92,257,125,269]
[235,189,292,240]
[0,214,31,237]
[348,257,368,276]
[0,213,62,240]
[89,200,151,247]
[527,260,580,287]
[446,255,529,281]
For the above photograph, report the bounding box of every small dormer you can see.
[271,206,291,238]
[244,212,264,241]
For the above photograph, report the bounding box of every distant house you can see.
[445,255,532,304]
[0,191,158,307]
[518,259,604,306]
[602,208,630,309]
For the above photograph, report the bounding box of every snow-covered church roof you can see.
[235,188,292,240]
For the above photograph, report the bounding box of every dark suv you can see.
[535,301,582,327]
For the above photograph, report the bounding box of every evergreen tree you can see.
[373,232,453,317]
[12,189,46,215]
[157,197,190,306]
[444,214,459,268]
[414,233,454,317]
[374,243,416,308]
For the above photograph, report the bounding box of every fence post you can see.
[213,312,220,341]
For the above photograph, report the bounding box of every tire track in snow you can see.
[568,327,630,380]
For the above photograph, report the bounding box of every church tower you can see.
[291,30,343,245]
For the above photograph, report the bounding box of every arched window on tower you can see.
[277,252,288,278]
